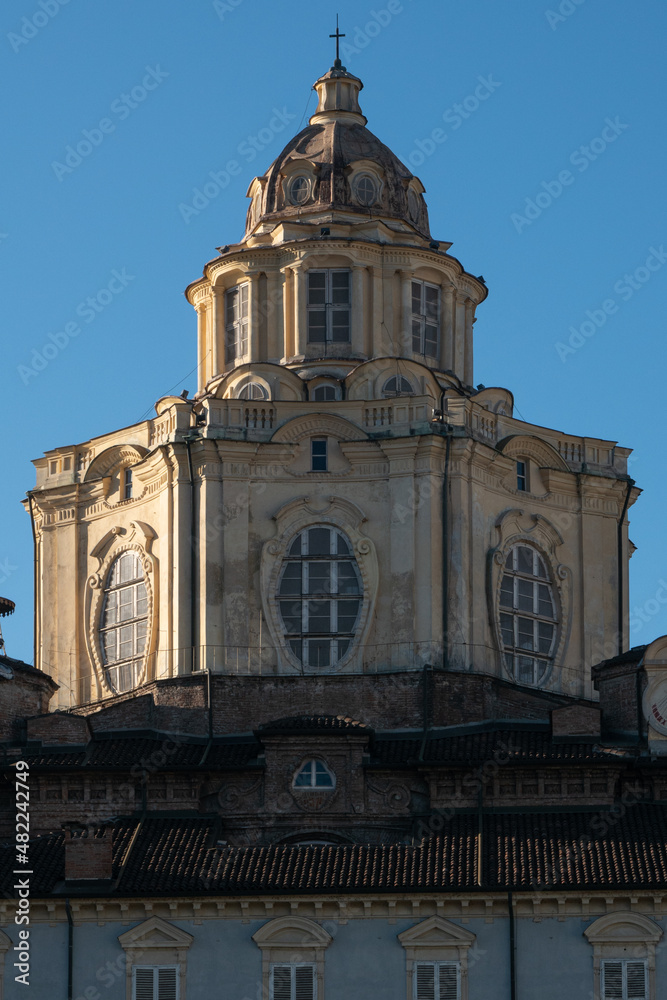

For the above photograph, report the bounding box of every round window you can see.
[289,175,310,205]
[354,174,377,206]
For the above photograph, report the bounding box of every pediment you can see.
[584,911,663,945]
[271,413,367,444]
[497,434,569,472]
[85,444,147,481]
[252,916,333,949]
[118,916,194,951]
[398,915,477,949]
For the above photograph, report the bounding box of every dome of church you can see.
[245,60,431,239]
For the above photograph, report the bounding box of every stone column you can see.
[453,291,466,381]
[266,269,284,362]
[282,267,294,361]
[463,298,474,386]
[442,283,454,372]
[400,270,414,356]
[351,264,366,356]
[293,266,307,358]
[247,272,261,362]
[196,301,208,392]
[371,265,386,356]
[212,284,225,377]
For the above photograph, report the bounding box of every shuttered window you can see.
[270,964,316,1000]
[132,966,178,1000]
[414,962,460,1000]
[601,960,647,1000]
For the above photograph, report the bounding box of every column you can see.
[212,284,225,377]
[400,270,414,356]
[196,302,208,392]
[282,267,294,361]
[463,298,474,386]
[293,266,307,358]
[248,272,261,362]
[441,283,454,372]
[351,264,366,356]
[266,269,284,362]
[453,292,466,381]
[371,265,386,356]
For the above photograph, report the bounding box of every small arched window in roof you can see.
[293,760,335,789]
[383,375,414,397]
[237,381,268,400]
[311,384,341,401]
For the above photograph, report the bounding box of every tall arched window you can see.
[99,551,148,693]
[499,544,558,685]
[277,526,362,669]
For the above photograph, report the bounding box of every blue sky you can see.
[1,0,666,662]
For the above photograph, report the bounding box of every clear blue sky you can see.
[2,0,666,663]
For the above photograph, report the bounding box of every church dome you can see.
[245,60,431,239]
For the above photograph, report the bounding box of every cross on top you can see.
[329,15,345,64]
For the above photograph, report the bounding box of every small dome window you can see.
[354,173,378,206]
[383,375,414,397]
[312,384,341,401]
[407,188,421,222]
[289,175,311,206]
[237,381,269,400]
[293,760,335,789]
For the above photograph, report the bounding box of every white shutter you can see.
[132,967,178,1000]
[271,965,293,1000]
[133,968,155,1000]
[438,963,459,1000]
[626,962,647,1000]
[602,962,625,1000]
[415,963,436,1000]
[295,965,316,1000]
[157,966,178,1000]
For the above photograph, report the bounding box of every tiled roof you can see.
[3,805,667,895]
[3,734,261,770]
[257,715,371,734]
[592,645,647,675]
[371,725,614,766]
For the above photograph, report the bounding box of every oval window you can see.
[277,526,362,669]
[99,551,148,693]
[498,544,558,686]
[289,175,310,205]
[354,174,377,206]
[407,188,421,222]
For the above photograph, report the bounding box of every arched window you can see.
[99,551,148,693]
[237,381,268,400]
[383,375,414,397]
[499,544,557,685]
[311,384,340,401]
[277,526,362,668]
[293,760,335,789]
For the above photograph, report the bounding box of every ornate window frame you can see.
[488,509,571,687]
[584,912,663,1000]
[118,916,193,1000]
[85,521,158,700]
[252,916,333,1000]
[398,916,477,1000]
[260,496,378,673]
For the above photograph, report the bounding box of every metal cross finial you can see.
[329,15,345,64]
